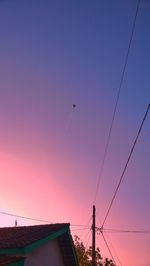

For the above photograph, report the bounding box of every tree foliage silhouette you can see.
[74,235,116,266]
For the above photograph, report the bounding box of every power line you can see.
[101,232,117,266]
[71,227,90,232]
[79,227,92,248]
[104,232,122,266]
[79,216,92,240]
[0,210,53,223]
[97,212,102,227]
[93,0,141,204]
[103,228,150,234]
[70,224,91,227]
[102,103,150,227]
[85,229,92,249]
[0,210,89,228]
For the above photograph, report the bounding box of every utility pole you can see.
[92,205,96,266]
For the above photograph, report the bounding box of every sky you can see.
[0,0,150,265]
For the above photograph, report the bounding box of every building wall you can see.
[24,239,64,266]
[9,261,24,266]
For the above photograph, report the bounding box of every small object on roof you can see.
[73,104,76,108]
[15,219,17,227]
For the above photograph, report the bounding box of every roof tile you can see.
[0,223,69,249]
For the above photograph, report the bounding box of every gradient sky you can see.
[0,0,150,265]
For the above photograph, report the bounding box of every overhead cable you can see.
[0,210,53,223]
[71,227,90,232]
[103,228,150,234]
[85,229,92,249]
[104,232,122,266]
[79,216,92,240]
[102,103,150,227]
[93,0,141,204]
[101,232,117,266]
[0,210,88,228]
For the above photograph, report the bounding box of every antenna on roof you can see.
[15,219,18,227]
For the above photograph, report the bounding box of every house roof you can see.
[0,223,78,266]
[0,223,69,249]
[0,255,24,265]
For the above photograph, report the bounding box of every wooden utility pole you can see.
[92,205,96,266]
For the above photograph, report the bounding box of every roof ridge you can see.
[0,223,70,229]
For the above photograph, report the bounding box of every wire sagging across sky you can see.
[103,228,150,234]
[101,232,117,266]
[104,232,122,266]
[0,210,89,228]
[93,0,141,204]
[102,103,150,227]
[0,210,53,223]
